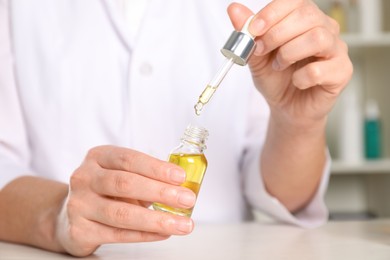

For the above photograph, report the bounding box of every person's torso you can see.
[9,0,268,222]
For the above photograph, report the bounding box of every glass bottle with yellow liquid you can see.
[152,125,208,217]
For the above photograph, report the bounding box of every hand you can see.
[228,0,353,129]
[55,145,196,257]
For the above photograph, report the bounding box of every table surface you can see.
[1,219,390,260]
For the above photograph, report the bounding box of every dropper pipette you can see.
[194,15,256,116]
[194,58,234,115]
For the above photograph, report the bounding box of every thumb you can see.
[227,2,253,31]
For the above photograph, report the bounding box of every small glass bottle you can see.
[329,0,347,33]
[364,99,382,159]
[152,125,208,217]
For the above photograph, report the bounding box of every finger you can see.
[88,220,171,245]
[292,56,353,91]
[227,3,253,31]
[253,4,328,56]
[227,1,326,57]
[248,0,308,36]
[91,169,196,209]
[272,27,336,71]
[65,217,169,253]
[88,197,194,235]
[87,145,186,185]
[100,226,170,244]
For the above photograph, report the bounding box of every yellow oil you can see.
[199,85,216,104]
[194,85,216,116]
[152,153,207,217]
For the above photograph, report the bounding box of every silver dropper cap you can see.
[220,16,256,66]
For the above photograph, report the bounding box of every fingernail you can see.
[169,168,186,184]
[249,18,265,36]
[254,39,264,56]
[178,191,196,207]
[176,219,193,233]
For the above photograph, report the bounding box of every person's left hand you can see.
[228,0,353,129]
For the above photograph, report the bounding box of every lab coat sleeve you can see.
[0,0,32,189]
[242,88,329,228]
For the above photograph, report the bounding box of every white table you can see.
[1,219,390,259]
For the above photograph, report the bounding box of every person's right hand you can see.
[55,145,196,257]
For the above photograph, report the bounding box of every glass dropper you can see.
[194,15,256,116]
[194,57,235,115]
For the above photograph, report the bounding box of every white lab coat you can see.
[0,0,329,227]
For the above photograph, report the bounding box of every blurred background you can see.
[314,0,390,220]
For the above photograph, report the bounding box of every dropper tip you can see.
[194,102,203,116]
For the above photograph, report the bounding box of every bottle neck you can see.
[181,125,209,153]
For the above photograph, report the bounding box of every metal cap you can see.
[221,31,256,66]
